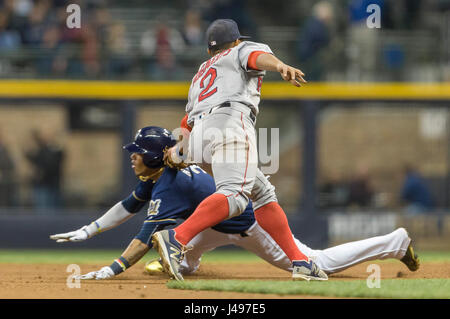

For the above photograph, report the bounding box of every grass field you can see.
[168,278,450,299]
[0,248,261,264]
[1,248,449,299]
[1,248,450,263]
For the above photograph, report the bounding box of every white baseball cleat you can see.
[292,259,328,281]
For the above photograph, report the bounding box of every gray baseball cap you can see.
[206,19,251,50]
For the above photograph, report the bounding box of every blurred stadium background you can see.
[0,0,449,251]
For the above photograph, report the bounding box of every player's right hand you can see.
[49,226,90,243]
[276,63,307,87]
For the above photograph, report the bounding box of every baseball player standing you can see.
[153,19,327,281]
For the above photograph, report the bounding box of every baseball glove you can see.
[163,145,190,170]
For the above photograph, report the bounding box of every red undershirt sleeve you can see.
[247,51,269,70]
[180,114,192,132]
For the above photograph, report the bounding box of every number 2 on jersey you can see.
[198,67,218,102]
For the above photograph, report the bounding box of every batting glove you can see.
[76,266,115,280]
[49,225,91,243]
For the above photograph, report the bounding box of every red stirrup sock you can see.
[174,193,229,246]
[254,201,308,261]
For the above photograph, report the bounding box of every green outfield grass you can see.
[0,249,144,264]
[168,278,450,299]
[0,249,257,264]
[0,248,449,264]
[0,248,260,264]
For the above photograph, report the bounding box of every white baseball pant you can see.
[179,225,411,275]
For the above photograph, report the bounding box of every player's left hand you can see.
[49,226,90,243]
[76,266,115,280]
[276,63,307,87]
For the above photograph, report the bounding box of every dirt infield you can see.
[1,261,449,299]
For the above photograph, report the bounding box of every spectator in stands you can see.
[400,164,434,215]
[78,21,101,78]
[2,0,35,46]
[91,4,114,74]
[105,22,131,77]
[382,42,405,81]
[45,4,103,78]
[36,24,63,75]
[21,0,50,46]
[91,2,111,44]
[347,0,385,81]
[24,129,65,211]
[0,10,21,50]
[347,164,374,208]
[0,130,16,207]
[296,1,333,81]
[403,0,422,30]
[35,4,84,77]
[182,9,204,46]
[318,169,349,209]
[140,19,185,80]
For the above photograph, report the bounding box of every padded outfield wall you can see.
[0,81,449,249]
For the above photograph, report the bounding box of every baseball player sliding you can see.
[50,126,419,280]
[152,18,328,281]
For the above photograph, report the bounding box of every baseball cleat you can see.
[144,258,164,275]
[151,229,189,281]
[292,259,328,281]
[401,242,420,272]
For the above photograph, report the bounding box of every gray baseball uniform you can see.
[185,41,277,217]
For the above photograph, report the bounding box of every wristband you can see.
[109,256,131,275]
[84,221,102,237]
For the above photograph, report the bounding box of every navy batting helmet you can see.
[123,126,177,168]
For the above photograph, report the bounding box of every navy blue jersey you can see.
[121,165,255,246]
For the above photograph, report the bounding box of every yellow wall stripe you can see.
[260,82,450,100]
[0,80,448,100]
[0,80,189,99]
